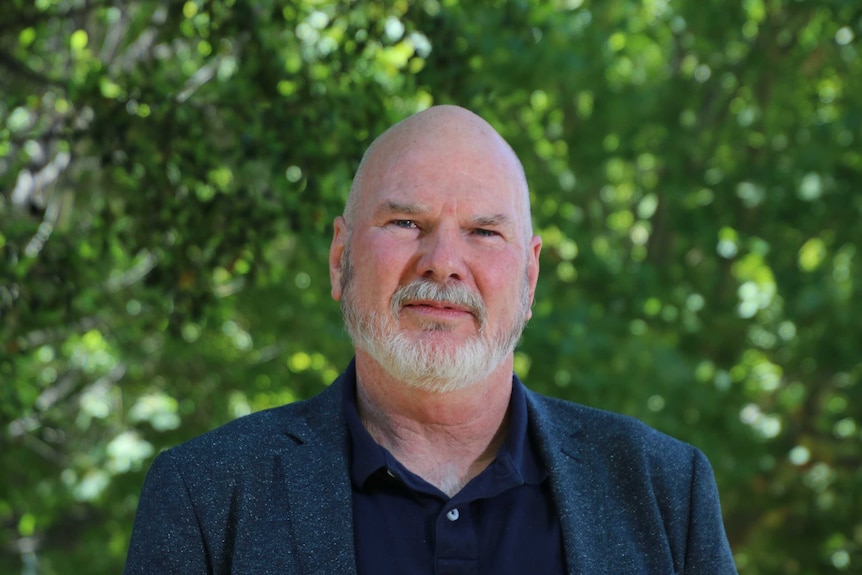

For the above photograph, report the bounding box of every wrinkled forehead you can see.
[347,108,532,232]
[365,145,528,227]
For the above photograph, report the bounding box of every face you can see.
[329,109,542,392]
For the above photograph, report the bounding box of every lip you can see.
[402,300,474,317]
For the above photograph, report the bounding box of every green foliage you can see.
[2,0,861,573]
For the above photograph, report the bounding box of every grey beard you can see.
[340,254,531,392]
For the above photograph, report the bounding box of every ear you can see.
[524,234,542,320]
[329,216,348,301]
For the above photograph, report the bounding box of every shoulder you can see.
[526,389,701,471]
[524,389,735,572]
[154,379,345,478]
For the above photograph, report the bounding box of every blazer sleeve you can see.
[684,449,737,574]
[124,451,210,575]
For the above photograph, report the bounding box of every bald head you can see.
[344,105,533,239]
[330,105,543,394]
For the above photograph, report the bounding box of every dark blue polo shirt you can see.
[343,369,566,575]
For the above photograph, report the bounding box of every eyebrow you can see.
[471,214,512,228]
[377,200,427,216]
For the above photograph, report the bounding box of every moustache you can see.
[390,280,487,329]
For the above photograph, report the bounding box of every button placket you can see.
[435,503,476,575]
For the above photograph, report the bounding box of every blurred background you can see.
[1,0,861,573]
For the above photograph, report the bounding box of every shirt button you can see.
[446,508,460,522]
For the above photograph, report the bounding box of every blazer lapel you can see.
[526,391,616,575]
[277,380,358,575]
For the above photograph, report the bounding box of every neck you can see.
[354,351,514,496]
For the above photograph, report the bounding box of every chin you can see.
[394,369,484,394]
[373,337,507,394]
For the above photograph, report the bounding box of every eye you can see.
[392,219,417,229]
[473,228,499,238]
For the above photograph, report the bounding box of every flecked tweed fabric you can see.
[124,364,738,574]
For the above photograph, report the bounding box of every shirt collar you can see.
[342,359,546,493]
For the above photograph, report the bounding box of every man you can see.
[124,105,737,574]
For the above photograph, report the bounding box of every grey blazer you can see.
[124,372,737,574]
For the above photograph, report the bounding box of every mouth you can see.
[401,300,476,318]
[389,280,487,329]
[401,301,478,323]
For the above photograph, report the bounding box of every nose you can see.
[416,225,467,282]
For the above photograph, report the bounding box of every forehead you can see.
[357,139,528,222]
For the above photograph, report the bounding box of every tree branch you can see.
[0,49,64,88]
[0,0,121,35]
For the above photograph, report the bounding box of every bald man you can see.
[125,106,737,574]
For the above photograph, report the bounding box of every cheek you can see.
[352,238,412,300]
[475,256,525,305]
